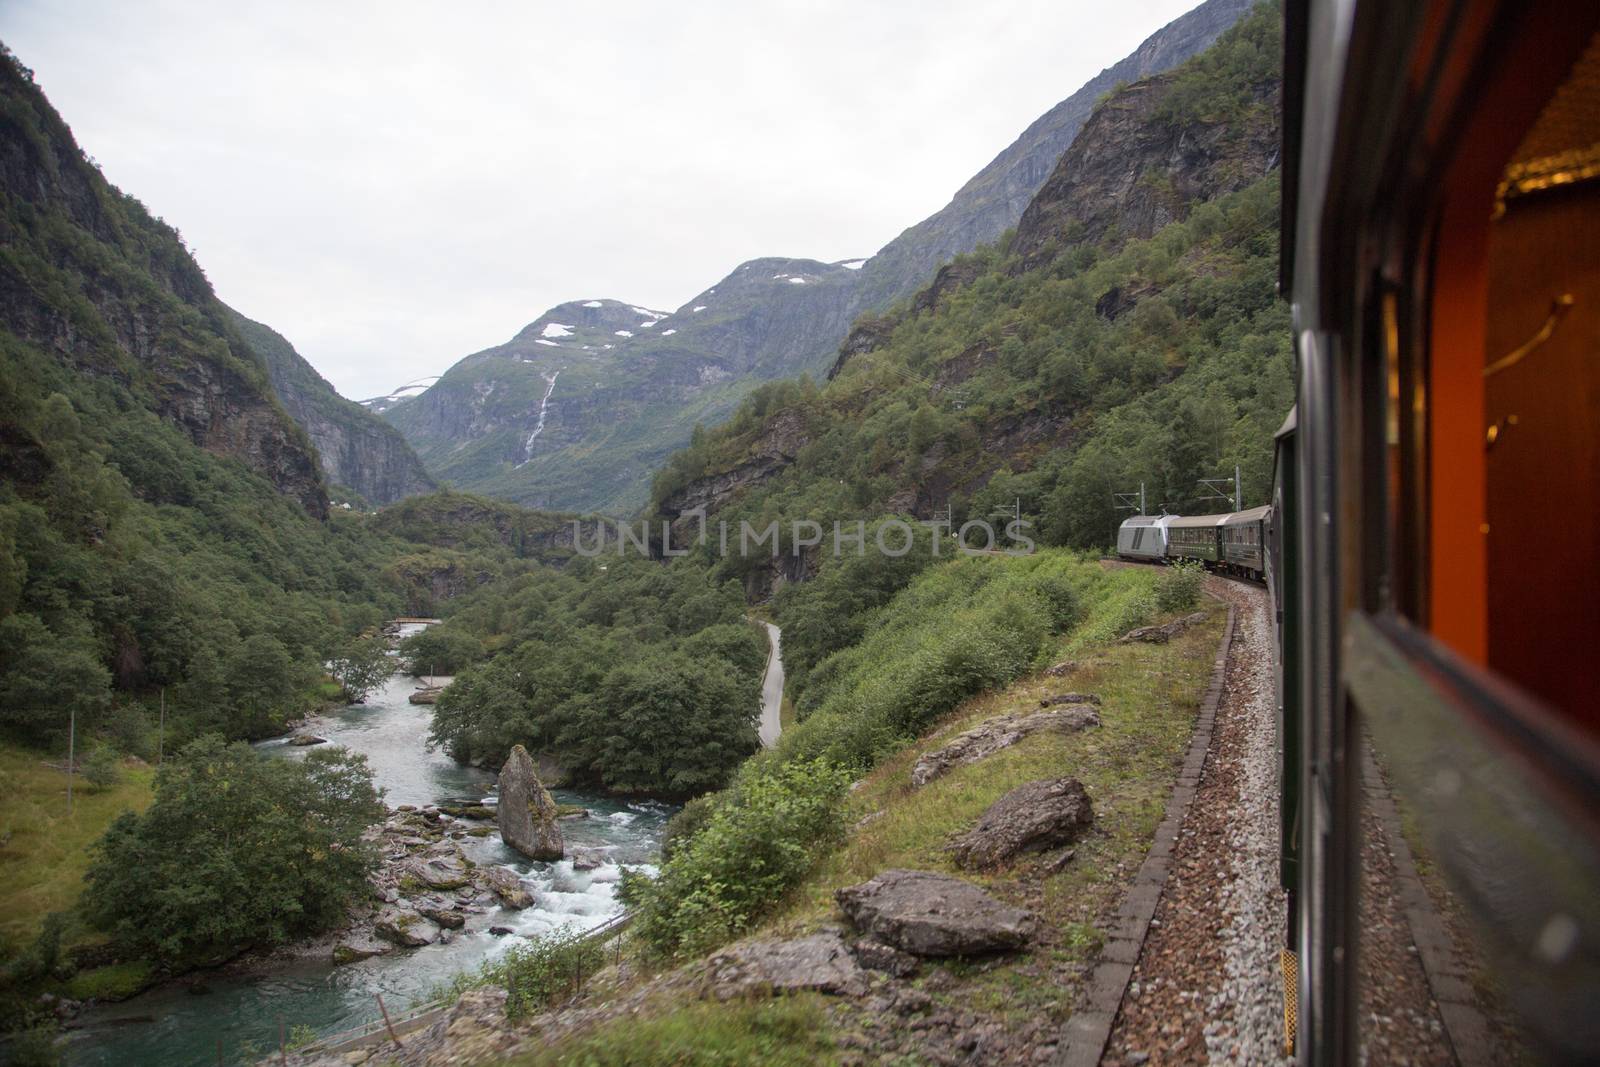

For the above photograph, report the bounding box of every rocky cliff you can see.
[380,0,1251,517]
[649,1,1287,558]
[0,52,329,517]
[226,308,435,506]
[382,260,863,514]
[850,0,1256,312]
[1010,30,1280,268]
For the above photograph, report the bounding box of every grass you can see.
[509,995,839,1067]
[63,960,153,1001]
[745,598,1223,1030]
[526,591,1223,1061]
[0,743,155,958]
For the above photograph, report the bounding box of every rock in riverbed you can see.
[479,866,535,909]
[910,707,1100,787]
[288,734,327,746]
[948,778,1094,870]
[497,745,565,861]
[374,906,440,948]
[835,869,1037,956]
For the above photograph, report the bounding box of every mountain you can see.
[650,1,1288,595]
[381,0,1252,516]
[361,376,439,414]
[0,45,433,744]
[225,308,435,506]
[850,0,1256,311]
[0,57,328,518]
[381,259,865,513]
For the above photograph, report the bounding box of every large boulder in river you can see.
[496,745,564,861]
[948,778,1094,870]
[910,707,1100,787]
[835,869,1036,957]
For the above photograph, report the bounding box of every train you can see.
[1115,504,1272,581]
[1276,1,1598,1064]
[1123,4,1598,1061]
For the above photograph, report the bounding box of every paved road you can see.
[758,621,784,748]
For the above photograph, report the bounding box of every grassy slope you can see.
[515,571,1224,1061]
[0,743,153,953]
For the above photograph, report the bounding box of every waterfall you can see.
[518,370,561,465]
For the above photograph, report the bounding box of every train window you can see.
[1416,25,1599,722]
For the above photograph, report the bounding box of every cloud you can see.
[3,0,1199,398]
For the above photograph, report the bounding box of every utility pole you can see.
[66,706,75,815]
[1235,464,1243,511]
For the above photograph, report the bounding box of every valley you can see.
[0,3,1315,1065]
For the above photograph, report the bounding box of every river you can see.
[64,654,671,1067]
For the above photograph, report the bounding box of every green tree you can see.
[0,614,111,743]
[328,634,393,703]
[82,737,384,966]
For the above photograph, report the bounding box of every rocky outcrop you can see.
[0,58,330,518]
[910,259,984,317]
[656,407,812,527]
[1039,692,1102,708]
[826,314,897,379]
[851,0,1254,312]
[1120,611,1209,644]
[1010,6,1281,270]
[910,707,1101,787]
[948,778,1095,870]
[705,931,870,998]
[835,869,1037,957]
[497,745,564,861]
[226,307,435,506]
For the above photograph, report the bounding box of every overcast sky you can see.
[3,0,1199,399]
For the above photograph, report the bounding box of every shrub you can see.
[623,758,853,958]
[80,744,121,792]
[1155,560,1205,613]
[432,926,605,1018]
[82,736,383,966]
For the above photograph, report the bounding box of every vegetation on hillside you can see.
[650,7,1289,557]
[0,331,413,750]
[426,557,768,795]
[623,552,1130,958]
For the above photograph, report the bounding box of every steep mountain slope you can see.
[0,58,327,518]
[226,307,435,506]
[851,0,1256,311]
[0,47,428,745]
[382,0,1251,516]
[382,259,863,513]
[651,2,1287,591]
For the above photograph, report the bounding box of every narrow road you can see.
[758,621,784,748]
